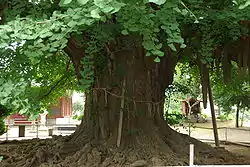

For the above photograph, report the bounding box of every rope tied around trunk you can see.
[93,87,165,104]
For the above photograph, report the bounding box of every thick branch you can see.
[64,37,86,81]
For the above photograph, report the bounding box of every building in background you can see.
[46,96,74,126]
[7,91,85,127]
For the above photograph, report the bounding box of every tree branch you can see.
[64,37,86,80]
[38,59,71,100]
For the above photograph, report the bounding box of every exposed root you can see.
[0,127,249,167]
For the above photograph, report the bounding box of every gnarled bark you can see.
[58,37,244,166]
[0,37,247,167]
[70,38,176,145]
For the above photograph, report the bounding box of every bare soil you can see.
[218,144,250,159]
[0,134,250,167]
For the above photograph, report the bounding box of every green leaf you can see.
[101,6,114,13]
[239,1,250,9]
[146,52,151,56]
[143,40,155,50]
[67,21,77,27]
[181,9,188,16]
[121,30,129,35]
[152,50,164,57]
[40,31,53,38]
[19,108,28,114]
[62,0,72,5]
[154,57,161,63]
[168,43,177,51]
[180,43,186,48]
[91,8,101,18]
[173,7,181,13]
[111,2,125,13]
[0,43,8,48]
[148,0,166,5]
[0,156,3,162]
[77,0,89,5]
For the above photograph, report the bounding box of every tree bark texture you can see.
[67,37,177,146]
[60,37,242,167]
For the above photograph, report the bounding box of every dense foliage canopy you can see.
[0,0,250,117]
[0,1,250,166]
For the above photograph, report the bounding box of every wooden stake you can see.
[36,122,39,138]
[207,71,220,147]
[189,144,194,166]
[117,79,126,148]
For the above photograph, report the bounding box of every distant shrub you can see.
[165,111,185,125]
[218,113,233,121]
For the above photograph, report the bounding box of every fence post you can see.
[225,127,227,143]
[189,144,194,166]
[6,125,9,141]
[36,123,39,138]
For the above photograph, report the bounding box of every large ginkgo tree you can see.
[0,0,250,166]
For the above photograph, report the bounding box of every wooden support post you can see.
[189,144,194,166]
[36,123,39,138]
[6,125,8,141]
[225,128,228,142]
[207,72,220,147]
[117,79,126,148]
[236,102,240,128]
[6,118,10,141]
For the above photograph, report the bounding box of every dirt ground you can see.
[0,137,250,167]
[219,144,250,159]
[0,120,250,166]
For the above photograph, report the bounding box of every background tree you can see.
[212,64,250,127]
[165,63,201,125]
[72,100,84,120]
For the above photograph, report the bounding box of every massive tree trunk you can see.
[61,37,242,166]
[69,37,178,145]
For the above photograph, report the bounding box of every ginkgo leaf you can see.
[154,57,161,63]
[239,0,250,9]
[168,43,177,51]
[62,0,72,5]
[77,0,89,5]
[148,0,166,5]
[180,43,186,48]
[121,30,129,35]
[91,8,101,18]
